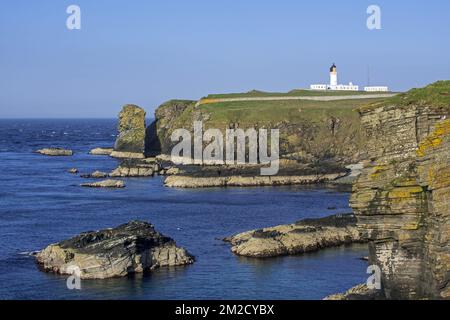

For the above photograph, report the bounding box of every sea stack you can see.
[36,221,195,279]
[111,104,146,159]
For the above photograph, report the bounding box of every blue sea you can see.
[0,119,368,300]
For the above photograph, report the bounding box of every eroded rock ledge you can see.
[163,161,348,188]
[36,221,194,279]
[224,214,365,258]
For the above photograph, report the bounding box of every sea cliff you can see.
[350,81,450,299]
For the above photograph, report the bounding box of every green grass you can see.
[205,89,393,99]
[364,80,450,111]
[198,98,387,128]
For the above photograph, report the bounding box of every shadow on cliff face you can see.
[145,120,162,157]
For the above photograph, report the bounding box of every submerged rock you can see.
[36,221,194,279]
[113,104,146,158]
[35,148,73,156]
[68,168,78,174]
[80,171,109,179]
[89,147,113,156]
[81,179,125,188]
[224,214,365,258]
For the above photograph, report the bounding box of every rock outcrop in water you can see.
[112,104,146,159]
[80,171,108,179]
[165,172,346,188]
[81,179,125,188]
[350,81,450,299]
[224,213,364,258]
[110,158,159,177]
[36,221,194,279]
[89,147,113,156]
[35,148,73,156]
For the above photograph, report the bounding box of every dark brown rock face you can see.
[145,100,194,156]
[350,82,450,299]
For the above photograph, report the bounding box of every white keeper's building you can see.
[310,64,389,92]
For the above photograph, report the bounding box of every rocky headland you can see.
[139,94,390,188]
[224,213,365,258]
[36,221,194,279]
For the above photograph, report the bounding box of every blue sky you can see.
[1,0,449,118]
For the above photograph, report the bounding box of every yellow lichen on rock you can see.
[388,186,423,199]
[417,119,450,157]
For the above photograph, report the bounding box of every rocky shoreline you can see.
[30,82,449,299]
[224,214,365,258]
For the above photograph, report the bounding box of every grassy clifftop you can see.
[361,80,450,112]
[148,94,390,165]
[205,89,391,99]
[199,98,382,128]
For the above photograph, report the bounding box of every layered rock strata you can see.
[36,221,194,279]
[112,104,146,159]
[350,81,450,299]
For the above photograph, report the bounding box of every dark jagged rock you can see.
[80,171,108,179]
[36,221,194,279]
[145,100,195,156]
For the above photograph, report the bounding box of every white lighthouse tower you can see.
[309,63,363,91]
[329,63,338,86]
